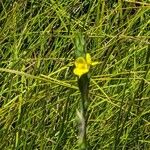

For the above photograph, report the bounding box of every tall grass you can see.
[0,0,150,149]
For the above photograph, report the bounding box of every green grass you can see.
[0,0,150,149]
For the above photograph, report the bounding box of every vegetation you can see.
[0,0,150,149]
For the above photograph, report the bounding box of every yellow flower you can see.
[73,53,98,77]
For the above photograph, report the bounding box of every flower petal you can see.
[75,57,86,68]
[91,61,99,66]
[73,67,89,77]
[86,53,92,64]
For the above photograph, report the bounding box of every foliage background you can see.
[0,0,150,149]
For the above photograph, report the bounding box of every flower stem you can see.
[77,74,89,150]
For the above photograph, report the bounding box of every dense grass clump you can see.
[0,0,150,149]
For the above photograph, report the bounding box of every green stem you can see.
[78,74,89,150]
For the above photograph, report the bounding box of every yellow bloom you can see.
[73,53,98,77]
